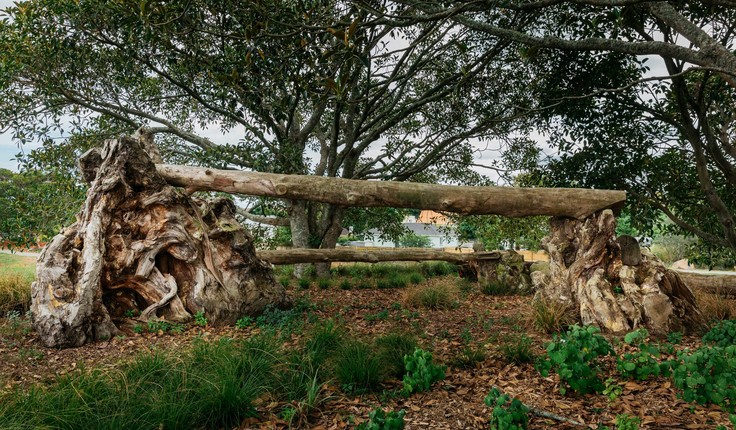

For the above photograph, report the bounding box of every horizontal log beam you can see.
[157,165,626,219]
[674,270,736,297]
[256,248,501,265]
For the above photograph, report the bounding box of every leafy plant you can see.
[357,408,406,430]
[703,320,736,347]
[672,345,736,411]
[278,276,291,288]
[616,329,670,380]
[536,325,614,395]
[603,378,622,402]
[485,387,529,430]
[298,278,311,289]
[402,348,446,395]
[146,320,185,334]
[614,414,640,430]
[193,311,208,327]
[235,316,253,329]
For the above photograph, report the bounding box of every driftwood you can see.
[156,165,625,219]
[533,210,703,335]
[31,137,288,348]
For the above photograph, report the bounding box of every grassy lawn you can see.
[0,253,36,313]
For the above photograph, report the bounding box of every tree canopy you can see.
[2,0,736,260]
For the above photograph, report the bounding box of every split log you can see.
[533,210,703,335]
[32,137,288,348]
[157,165,626,219]
[674,270,736,297]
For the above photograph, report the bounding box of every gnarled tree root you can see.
[32,136,288,348]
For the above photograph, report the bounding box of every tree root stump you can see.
[32,136,288,348]
[533,210,703,335]
[467,251,532,294]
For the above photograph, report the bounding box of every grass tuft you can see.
[532,295,577,334]
[334,340,384,394]
[402,283,456,310]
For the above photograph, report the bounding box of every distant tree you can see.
[396,232,432,248]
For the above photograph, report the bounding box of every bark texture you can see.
[157,165,626,219]
[32,137,287,348]
[533,210,703,335]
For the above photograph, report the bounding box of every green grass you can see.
[375,332,418,378]
[334,340,385,394]
[0,336,279,430]
[0,254,36,313]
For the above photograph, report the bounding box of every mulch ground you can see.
[0,277,732,429]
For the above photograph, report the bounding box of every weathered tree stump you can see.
[467,250,532,294]
[533,210,702,335]
[31,137,288,348]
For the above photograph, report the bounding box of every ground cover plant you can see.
[2,261,736,428]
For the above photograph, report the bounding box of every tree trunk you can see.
[32,136,288,348]
[533,210,703,335]
[157,165,626,219]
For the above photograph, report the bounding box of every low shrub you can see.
[536,325,614,395]
[485,387,529,430]
[703,320,736,347]
[672,344,736,411]
[617,329,671,380]
[402,348,446,395]
[339,279,353,290]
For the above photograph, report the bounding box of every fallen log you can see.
[674,270,736,297]
[257,248,532,293]
[157,165,625,219]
